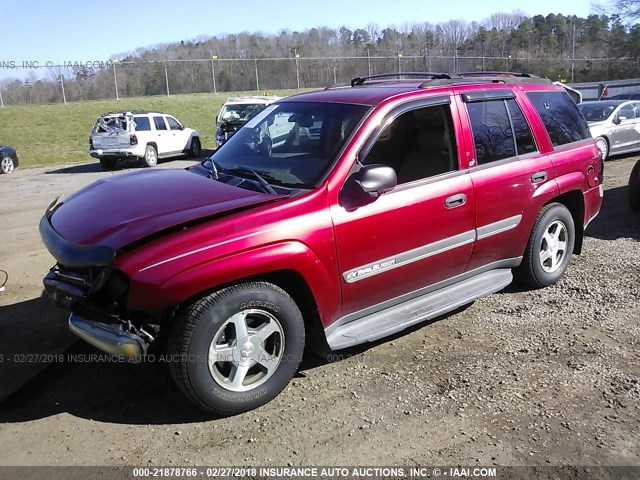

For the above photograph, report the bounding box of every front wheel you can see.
[629,159,640,212]
[143,145,158,167]
[168,282,305,415]
[518,203,575,288]
[594,136,609,161]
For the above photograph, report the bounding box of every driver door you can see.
[331,100,476,316]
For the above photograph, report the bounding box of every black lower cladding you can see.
[38,215,116,269]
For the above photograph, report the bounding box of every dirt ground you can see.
[0,156,638,468]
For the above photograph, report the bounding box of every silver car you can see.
[578,100,640,160]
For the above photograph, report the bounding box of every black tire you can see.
[168,282,305,415]
[143,144,158,167]
[99,157,117,170]
[629,159,640,212]
[189,137,201,158]
[518,203,575,288]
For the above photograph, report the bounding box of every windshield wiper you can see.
[227,167,278,195]
[207,159,222,180]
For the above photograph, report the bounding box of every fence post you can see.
[112,61,120,100]
[164,61,170,96]
[255,58,260,91]
[0,87,4,107]
[59,74,67,104]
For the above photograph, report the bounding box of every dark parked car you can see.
[40,72,603,415]
[630,159,640,211]
[609,92,640,100]
[0,144,18,174]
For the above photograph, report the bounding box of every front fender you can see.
[127,241,340,324]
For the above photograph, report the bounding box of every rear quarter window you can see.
[526,91,590,147]
[133,116,151,131]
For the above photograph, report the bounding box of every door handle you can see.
[531,171,547,183]
[445,193,467,208]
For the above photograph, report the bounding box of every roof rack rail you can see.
[350,72,457,87]
[457,71,537,78]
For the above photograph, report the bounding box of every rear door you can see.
[331,98,476,316]
[458,90,557,271]
[152,115,171,155]
[91,115,131,150]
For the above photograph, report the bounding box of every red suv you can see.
[40,72,603,415]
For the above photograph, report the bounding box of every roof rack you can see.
[457,71,537,78]
[350,72,457,87]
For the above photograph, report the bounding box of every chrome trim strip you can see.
[330,257,523,335]
[476,214,522,240]
[342,230,476,283]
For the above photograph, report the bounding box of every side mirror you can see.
[340,164,397,209]
[617,115,627,123]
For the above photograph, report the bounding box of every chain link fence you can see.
[2,55,640,105]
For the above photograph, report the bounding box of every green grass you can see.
[0,89,301,168]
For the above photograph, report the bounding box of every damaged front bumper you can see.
[40,211,150,361]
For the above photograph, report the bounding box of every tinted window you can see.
[527,91,590,147]
[166,116,182,130]
[153,116,167,130]
[467,100,515,164]
[506,99,537,155]
[133,116,151,131]
[362,104,457,184]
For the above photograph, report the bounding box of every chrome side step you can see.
[326,269,513,350]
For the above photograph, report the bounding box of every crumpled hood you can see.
[50,169,281,249]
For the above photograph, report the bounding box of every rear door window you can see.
[153,116,167,131]
[133,116,151,131]
[526,91,590,147]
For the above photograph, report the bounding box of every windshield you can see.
[218,103,269,125]
[578,103,617,122]
[209,101,369,188]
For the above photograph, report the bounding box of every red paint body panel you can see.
[51,169,278,248]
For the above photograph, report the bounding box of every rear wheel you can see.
[518,203,575,288]
[594,136,609,161]
[0,156,15,174]
[143,145,158,167]
[168,282,305,415]
[189,137,201,158]
[99,157,117,170]
[629,159,640,212]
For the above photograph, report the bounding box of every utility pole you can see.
[367,48,372,76]
[397,50,402,73]
[571,20,576,82]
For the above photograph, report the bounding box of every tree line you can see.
[3,10,640,105]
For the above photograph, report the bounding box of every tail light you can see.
[130,135,138,146]
[89,138,94,149]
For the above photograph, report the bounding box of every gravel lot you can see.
[0,155,638,468]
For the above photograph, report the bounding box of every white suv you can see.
[90,111,201,170]
[215,96,281,148]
